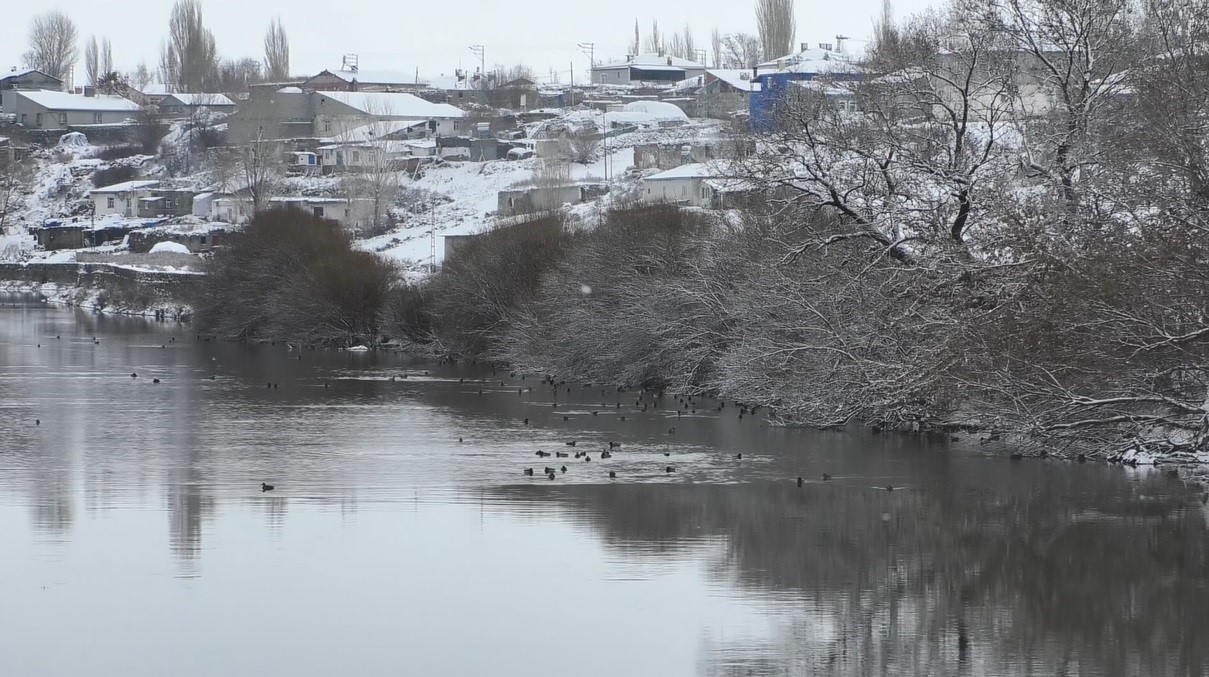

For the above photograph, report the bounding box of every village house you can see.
[749,44,865,131]
[0,68,62,110]
[497,183,609,217]
[641,162,754,208]
[591,53,706,86]
[91,180,162,217]
[158,93,236,118]
[268,196,371,231]
[10,90,141,130]
[313,91,467,138]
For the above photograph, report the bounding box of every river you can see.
[1,292,1207,676]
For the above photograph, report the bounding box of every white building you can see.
[641,162,752,208]
[312,91,467,139]
[91,180,161,217]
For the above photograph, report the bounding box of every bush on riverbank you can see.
[193,207,396,346]
[422,214,568,358]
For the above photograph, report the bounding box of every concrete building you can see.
[497,183,608,216]
[749,46,865,131]
[591,53,706,86]
[11,90,141,130]
[641,162,754,208]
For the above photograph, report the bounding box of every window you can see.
[351,151,361,164]
[107,197,115,209]
[165,198,174,208]
[94,113,102,124]
[20,114,26,124]
[323,119,332,133]
[200,236,207,245]
[58,113,67,125]
[313,207,325,217]
[35,113,42,127]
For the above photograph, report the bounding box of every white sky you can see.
[1,0,942,85]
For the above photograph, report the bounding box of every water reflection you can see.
[1,292,1207,676]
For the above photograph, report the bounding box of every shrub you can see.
[93,144,144,161]
[424,214,568,359]
[192,207,398,346]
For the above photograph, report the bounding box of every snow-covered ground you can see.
[3,111,728,275]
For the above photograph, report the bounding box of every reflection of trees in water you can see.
[497,470,1209,675]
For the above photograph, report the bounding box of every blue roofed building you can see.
[749,44,865,132]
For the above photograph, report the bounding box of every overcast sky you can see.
[2,0,942,85]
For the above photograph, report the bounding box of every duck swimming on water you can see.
[261,483,275,492]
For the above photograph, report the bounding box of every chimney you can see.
[800,43,808,52]
[667,56,673,66]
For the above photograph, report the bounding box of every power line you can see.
[577,42,595,67]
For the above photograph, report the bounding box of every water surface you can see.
[1,292,1206,676]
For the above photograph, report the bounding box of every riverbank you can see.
[1,280,192,320]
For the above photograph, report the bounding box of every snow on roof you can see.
[646,163,712,181]
[17,90,142,112]
[90,180,160,194]
[757,48,862,75]
[163,93,235,106]
[149,241,192,254]
[622,100,690,121]
[596,53,705,70]
[316,91,466,118]
[707,70,755,92]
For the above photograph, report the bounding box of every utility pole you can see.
[694,49,707,67]
[577,42,595,67]
[468,45,485,88]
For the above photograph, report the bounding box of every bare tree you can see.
[23,10,79,82]
[645,20,664,53]
[669,32,686,61]
[721,33,762,68]
[711,28,724,68]
[682,25,698,62]
[568,130,602,164]
[158,39,178,90]
[264,18,290,81]
[131,60,153,91]
[100,38,112,76]
[167,0,218,92]
[85,36,99,87]
[216,58,263,95]
[756,0,797,60]
[230,125,284,213]
[0,147,33,236]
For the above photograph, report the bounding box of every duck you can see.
[668,427,676,435]
[608,471,617,479]
[523,418,530,425]
[609,442,621,448]
[523,468,534,476]
[458,437,464,443]
[536,450,551,457]
[886,485,895,492]
[556,451,568,458]
[131,372,138,378]
[561,465,567,473]
[735,453,742,459]
[563,416,570,421]
[601,451,612,459]
[821,473,832,481]
[566,440,577,447]
[796,477,804,487]
[665,466,675,473]
[261,483,275,492]
[152,378,161,384]
[544,467,556,474]
[663,451,671,457]
[584,455,592,462]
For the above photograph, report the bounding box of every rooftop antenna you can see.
[835,35,850,53]
[342,54,359,72]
